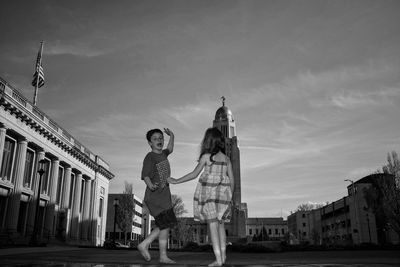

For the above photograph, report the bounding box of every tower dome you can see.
[214,96,234,122]
[215,106,233,121]
[213,96,236,138]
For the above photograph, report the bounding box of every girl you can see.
[168,127,234,267]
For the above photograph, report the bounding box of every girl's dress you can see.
[193,157,232,223]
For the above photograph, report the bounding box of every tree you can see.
[364,151,400,238]
[296,202,324,212]
[170,194,190,248]
[116,181,135,244]
[171,194,187,217]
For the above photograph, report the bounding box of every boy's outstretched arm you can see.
[164,128,174,153]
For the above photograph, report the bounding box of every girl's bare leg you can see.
[138,227,160,261]
[208,221,223,267]
[219,222,227,264]
[159,228,175,264]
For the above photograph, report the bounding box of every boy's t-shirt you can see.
[141,149,173,216]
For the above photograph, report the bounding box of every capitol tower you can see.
[213,97,247,239]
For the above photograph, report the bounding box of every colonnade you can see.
[0,122,100,245]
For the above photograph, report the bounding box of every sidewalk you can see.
[0,245,399,266]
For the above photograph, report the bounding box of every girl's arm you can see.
[169,154,208,184]
[227,158,234,192]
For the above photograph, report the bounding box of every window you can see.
[268,229,272,235]
[249,229,252,235]
[281,228,285,234]
[40,160,51,195]
[99,197,104,217]
[275,229,278,235]
[302,213,306,218]
[23,149,35,188]
[0,137,16,181]
[56,166,64,205]
[69,173,75,208]
[303,222,306,227]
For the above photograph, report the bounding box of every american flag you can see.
[32,42,45,88]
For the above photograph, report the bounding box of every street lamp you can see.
[30,159,46,246]
[113,198,119,243]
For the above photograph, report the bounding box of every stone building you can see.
[0,77,114,246]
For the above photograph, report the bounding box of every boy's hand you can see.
[149,182,159,191]
[164,128,174,137]
[167,177,177,184]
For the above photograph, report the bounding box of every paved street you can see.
[0,246,399,267]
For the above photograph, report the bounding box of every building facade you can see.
[0,77,114,246]
[246,217,288,241]
[105,193,148,243]
[287,209,321,245]
[288,173,399,246]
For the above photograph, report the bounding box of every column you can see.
[0,123,7,171]
[70,172,82,242]
[26,150,45,236]
[5,137,28,234]
[61,167,72,210]
[90,177,99,245]
[44,159,59,240]
[81,177,92,241]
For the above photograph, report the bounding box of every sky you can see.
[1,0,399,219]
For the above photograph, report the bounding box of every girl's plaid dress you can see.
[193,157,232,223]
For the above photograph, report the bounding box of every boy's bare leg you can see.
[138,227,160,261]
[208,221,223,267]
[218,222,227,264]
[159,228,175,264]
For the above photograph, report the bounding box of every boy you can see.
[137,128,177,264]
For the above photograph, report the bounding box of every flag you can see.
[32,42,45,88]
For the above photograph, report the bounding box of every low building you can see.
[105,193,148,244]
[288,210,321,245]
[0,77,114,246]
[246,217,288,241]
[288,173,399,246]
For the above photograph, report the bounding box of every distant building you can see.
[246,217,288,241]
[0,77,114,246]
[288,210,321,245]
[105,193,149,243]
[288,173,399,246]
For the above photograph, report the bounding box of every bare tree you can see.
[170,194,190,248]
[116,181,135,244]
[296,203,323,211]
[171,194,187,217]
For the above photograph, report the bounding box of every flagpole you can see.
[33,41,44,106]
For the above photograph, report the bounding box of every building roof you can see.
[354,173,395,185]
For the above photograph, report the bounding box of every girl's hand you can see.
[167,177,177,184]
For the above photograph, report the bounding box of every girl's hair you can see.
[199,127,226,161]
